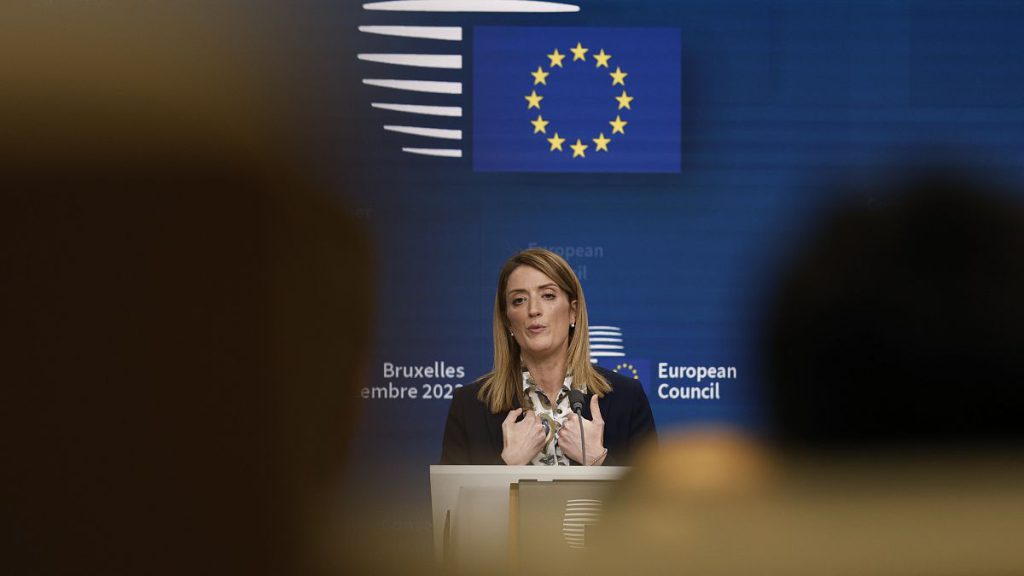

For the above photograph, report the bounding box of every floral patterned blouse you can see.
[521,371,577,466]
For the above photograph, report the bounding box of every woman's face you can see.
[505,265,578,364]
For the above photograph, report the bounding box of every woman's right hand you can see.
[500,408,546,465]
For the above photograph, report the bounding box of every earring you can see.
[510,330,514,336]
[570,323,576,329]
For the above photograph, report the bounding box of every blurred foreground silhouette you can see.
[768,169,1024,449]
[589,169,1024,576]
[2,5,377,575]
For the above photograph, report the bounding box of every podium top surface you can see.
[429,464,629,481]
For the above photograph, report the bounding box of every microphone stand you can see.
[577,412,586,465]
[569,389,587,465]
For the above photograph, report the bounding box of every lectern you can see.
[429,465,629,573]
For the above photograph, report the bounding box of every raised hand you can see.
[500,408,547,465]
[559,394,606,465]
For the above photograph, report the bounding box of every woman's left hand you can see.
[559,394,606,465]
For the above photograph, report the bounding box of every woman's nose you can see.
[528,297,541,316]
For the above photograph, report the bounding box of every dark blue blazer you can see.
[440,365,657,465]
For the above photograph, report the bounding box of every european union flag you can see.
[473,27,681,173]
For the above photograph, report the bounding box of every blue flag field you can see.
[473,27,681,173]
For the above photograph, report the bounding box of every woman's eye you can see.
[511,297,526,305]
[542,293,556,300]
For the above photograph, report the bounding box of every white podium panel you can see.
[428,465,629,569]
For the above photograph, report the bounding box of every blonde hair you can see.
[478,248,611,413]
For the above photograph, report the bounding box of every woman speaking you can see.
[441,249,656,466]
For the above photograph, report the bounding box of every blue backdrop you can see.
[322,0,1024,551]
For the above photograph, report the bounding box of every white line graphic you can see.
[363,79,463,94]
[403,147,463,157]
[590,326,626,361]
[358,0,578,157]
[358,54,462,69]
[384,125,462,140]
[372,103,463,117]
[563,498,603,549]
[358,25,463,41]
[363,0,580,13]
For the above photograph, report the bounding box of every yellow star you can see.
[593,133,611,152]
[570,42,589,61]
[609,115,628,135]
[547,48,566,68]
[547,132,566,151]
[593,49,612,68]
[610,66,628,86]
[531,66,549,86]
[524,90,543,109]
[615,90,634,110]
[570,138,588,158]
[531,115,549,134]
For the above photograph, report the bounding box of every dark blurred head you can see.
[2,5,371,575]
[767,168,1024,450]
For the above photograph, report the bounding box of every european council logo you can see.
[589,324,653,397]
[474,27,680,172]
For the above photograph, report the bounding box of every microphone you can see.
[568,389,586,415]
[568,389,587,465]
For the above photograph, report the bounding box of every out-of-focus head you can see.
[766,167,1024,450]
[2,4,372,576]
